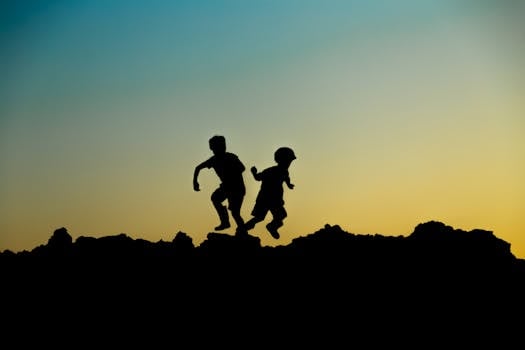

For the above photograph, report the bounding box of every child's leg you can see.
[244,215,264,231]
[266,207,287,239]
[211,189,230,230]
[244,202,267,231]
[228,193,245,230]
[270,206,287,228]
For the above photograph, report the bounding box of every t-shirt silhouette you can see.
[202,152,246,193]
[254,165,289,207]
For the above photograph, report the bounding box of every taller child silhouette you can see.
[193,135,247,235]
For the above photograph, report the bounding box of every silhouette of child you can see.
[244,147,296,239]
[193,135,247,235]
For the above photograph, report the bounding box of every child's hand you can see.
[287,183,295,190]
[193,180,200,191]
[251,166,257,175]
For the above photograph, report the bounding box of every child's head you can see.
[274,147,296,166]
[209,135,226,154]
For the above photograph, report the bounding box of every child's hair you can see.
[274,147,296,164]
[209,135,226,152]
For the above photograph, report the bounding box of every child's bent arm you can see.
[285,176,294,189]
[251,166,261,181]
[193,162,206,191]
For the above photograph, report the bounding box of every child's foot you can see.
[266,223,280,239]
[214,222,231,231]
[235,227,249,237]
[243,221,255,231]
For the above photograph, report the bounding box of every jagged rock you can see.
[2,220,524,346]
[47,227,73,249]
[172,231,194,250]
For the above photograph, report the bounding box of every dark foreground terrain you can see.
[3,221,524,346]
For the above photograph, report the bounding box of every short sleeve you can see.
[202,157,214,169]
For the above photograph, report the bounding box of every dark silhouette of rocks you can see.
[2,220,524,345]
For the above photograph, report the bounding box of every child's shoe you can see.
[266,223,280,239]
[235,227,249,237]
[214,222,231,231]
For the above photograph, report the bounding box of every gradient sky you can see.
[1,0,524,258]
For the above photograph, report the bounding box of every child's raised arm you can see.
[251,166,262,181]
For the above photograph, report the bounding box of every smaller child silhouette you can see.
[244,147,296,239]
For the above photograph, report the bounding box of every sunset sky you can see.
[1,1,524,258]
